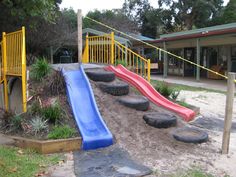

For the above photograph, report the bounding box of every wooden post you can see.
[222,72,235,154]
[196,38,200,81]
[163,42,168,78]
[77,9,82,63]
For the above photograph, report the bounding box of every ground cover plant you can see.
[0,61,79,140]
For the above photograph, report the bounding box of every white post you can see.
[222,72,235,154]
[77,9,82,63]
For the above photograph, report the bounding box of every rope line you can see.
[85,16,235,82]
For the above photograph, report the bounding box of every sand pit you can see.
[89,78,234,176]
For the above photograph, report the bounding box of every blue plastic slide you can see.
[63,66,113,150]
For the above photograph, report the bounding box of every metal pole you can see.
[222,72,235,154]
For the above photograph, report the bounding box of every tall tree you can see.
[158,0,224,30]
[221,0,236,23]
[83,9,138,33]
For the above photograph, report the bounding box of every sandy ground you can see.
[178,91,236,177]
[89,78,236,177]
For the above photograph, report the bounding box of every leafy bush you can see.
[41,103,62,123]
[29,116,48,135]
[115,59,127,67]
[29,101,41,115]
[155,81,173,98]
[30,57,51,81]
[47,125,76,139]
[155,81,180,100]
[10,115,23,130]
[170,90,180,100]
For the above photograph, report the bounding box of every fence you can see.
[82,32,151,81]
[0,27,27,112]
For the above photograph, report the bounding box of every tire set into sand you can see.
[86,70,149,111]
[86,69,208,144]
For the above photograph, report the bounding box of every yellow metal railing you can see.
[1,27,27,112]
[82,32,150,81]
[0,41,3,83]
[114,40,150,81]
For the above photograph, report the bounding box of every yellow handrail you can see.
[114,40,150,81]
[82,32,151,82]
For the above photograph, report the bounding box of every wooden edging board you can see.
[8,136,82,154]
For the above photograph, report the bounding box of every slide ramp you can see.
[106,65,195,121]
[63,66,113,150]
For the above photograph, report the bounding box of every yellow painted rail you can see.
[0,41,3,83]
[82,32,151,81]
[0,27,27,112]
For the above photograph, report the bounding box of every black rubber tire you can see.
[99,82,129,96]
[172,127,208,144]
[118,96,149,111]
[86,70,115,82]
[143,113,177,128]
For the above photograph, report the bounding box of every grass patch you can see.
[41,103,62,124]
[176,100,192,108]
[171,168,215,177]
[151,80,226,94]
[0,146,60,177]
[48,125,76,139]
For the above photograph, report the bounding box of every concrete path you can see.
[151,75,230,92]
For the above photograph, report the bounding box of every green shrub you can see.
[115,59,127,67]
[41,103,62,123]
[48,125,76,139]
[29,116,48,135]
[30,57,51,81]
[10,115,23,130]
[170,90,180,100]
[155,81,173,98]
[29,101,41,115]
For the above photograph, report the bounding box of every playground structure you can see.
[82,32,151,82]
[0,27,27,113]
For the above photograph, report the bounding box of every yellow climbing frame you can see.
[82,32,151,82]
[0,27,27,112]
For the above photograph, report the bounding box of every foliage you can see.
[155,81,173,98]
[49,70,66,95]
[172,168,215,177]
[61,8,77,30]
[170,90,180,100]
[10,115,23,130]
[29,117,48,135]
[83,9,138,33]
[41,103,62,123]
[155,81,180,100]
[177,100,191,108]
[0,146,60,177]
[157,0,224,30]
[29,101,42,115]
[115,60,127,67]
[30,58,51,81]
[48,125,76,139]
[220,0,236,24]
[0,0,61,22]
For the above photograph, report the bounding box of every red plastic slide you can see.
[105,65,195,121]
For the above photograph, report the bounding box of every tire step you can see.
[86,70,115,82]
[172,127,208,144]
[118,95,149,111]
[143,113,177,128]
[99,81,129,96]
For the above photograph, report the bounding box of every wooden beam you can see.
[163,42,168,78]
[222,72,235,154]
[196,38,200,81]
[77,9,82,63]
